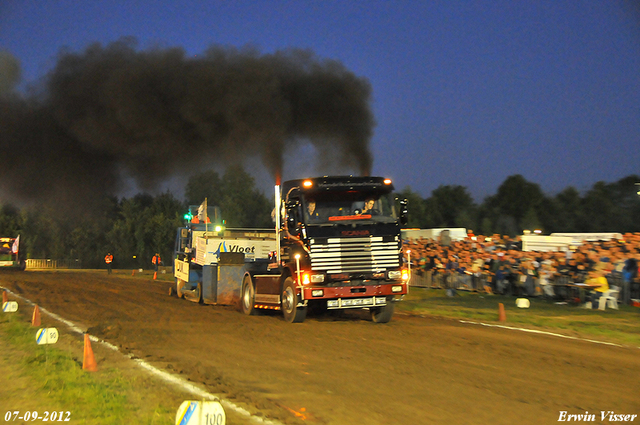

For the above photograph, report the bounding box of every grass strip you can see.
[399,287,640,347]
[0,313,173,424]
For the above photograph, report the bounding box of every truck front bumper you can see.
[326,296,390,309]
[300,282,406,308]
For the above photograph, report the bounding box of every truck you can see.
[173,175,410,323]
[0,236,25,270]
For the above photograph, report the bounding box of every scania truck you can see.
[0,236,25,270]
[173,175,409,323]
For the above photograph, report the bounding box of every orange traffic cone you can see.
[83,333,98,372]
[153,271,157,280]
[498,303,506,322]
[2,290,7,305]
[132,269,135,276]
[31,305,41,327]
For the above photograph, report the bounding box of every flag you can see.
[197,198,208,223]
[11,235,19,254]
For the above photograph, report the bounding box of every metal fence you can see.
[408,271,487,291]
[408,270,637,305]
[26,259,82,269]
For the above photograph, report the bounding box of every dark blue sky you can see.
[1,1,639,201]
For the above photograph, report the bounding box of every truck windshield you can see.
[0,238,16,259]
[303,193,397,225]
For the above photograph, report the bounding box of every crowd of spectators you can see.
[405,232,640,305]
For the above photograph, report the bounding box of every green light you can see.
[183,212,193,220]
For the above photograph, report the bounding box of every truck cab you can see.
[0,237,25,270]
[242,176,409,323]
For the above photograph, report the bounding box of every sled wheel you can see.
[176,279,186,299]
[195,281,203,304]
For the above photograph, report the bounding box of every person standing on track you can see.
[105,252,113,274]
[152,253,162,272]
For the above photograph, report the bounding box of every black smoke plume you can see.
[0,39,374,207]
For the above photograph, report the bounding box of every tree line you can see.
[1,170,638,269]
[0,165,271,269]
[399,174,640,236]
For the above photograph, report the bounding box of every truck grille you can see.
[309,236,400,273]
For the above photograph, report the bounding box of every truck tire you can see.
[281,277,307,323]
[370,297,394,323]
[241,275,257,315]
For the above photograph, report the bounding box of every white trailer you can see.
[401,228,468,242]
[521,235,574,252]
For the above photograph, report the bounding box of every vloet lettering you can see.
[229,245,255,253]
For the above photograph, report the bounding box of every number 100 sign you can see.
[176,400,225,425]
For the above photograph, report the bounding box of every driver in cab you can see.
[360,198,379,216]
[306,200,321,221]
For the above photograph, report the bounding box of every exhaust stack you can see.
[274,184,281,264]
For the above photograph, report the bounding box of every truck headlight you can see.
[387,270,402,280]
[312,289,324,297]
[392,285,403,293]
[310,274,325,283]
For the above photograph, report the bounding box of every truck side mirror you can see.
[288,215,301,236]
[285,200,301,235]
[399,198,409,226]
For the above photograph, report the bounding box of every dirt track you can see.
[1,270,639,424]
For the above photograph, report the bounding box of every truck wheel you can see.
[241,275,257,315]
[281,277,307,323]
[370,298,395,323]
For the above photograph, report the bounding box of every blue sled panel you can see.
[202,252,246,305]
[216,264,245,305]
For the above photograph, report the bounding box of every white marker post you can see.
[175,400,225,425]
[36,328,59,345]
[36,327,59,366]
[406,249,411,294]
[2,301,18,312]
